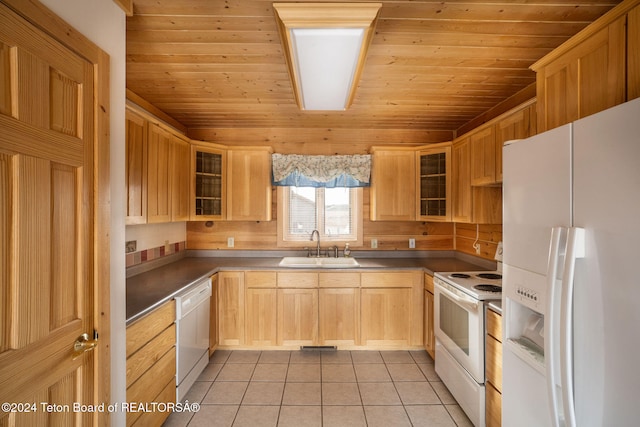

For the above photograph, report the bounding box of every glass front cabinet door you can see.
[191,145,226,220]
[417,144,451,221]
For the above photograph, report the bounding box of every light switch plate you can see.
[227,237,235,248]
[409,238,415,249]
[371,238,378,249]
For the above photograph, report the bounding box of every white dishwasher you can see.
[175,277,212,402]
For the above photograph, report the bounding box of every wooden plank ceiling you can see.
[126,0,621,132]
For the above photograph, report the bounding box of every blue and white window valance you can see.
[272,153,371,188]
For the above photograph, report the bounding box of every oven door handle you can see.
[436,282,479,311]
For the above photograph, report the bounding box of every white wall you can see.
[37,1,127,425]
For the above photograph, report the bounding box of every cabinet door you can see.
[360,288,411,347]
[227,148,272,221]
[486,381,502,427]
[277,288,318,346]
[535,16,626,131]
[171,135,190,221]
[319,288,359,346]
[470,126,496,186]
[370,148,416,221]
[191,146,226,220]
[209,274,218,355]
[495,103,537,183]
[218,272,244,346]
[452,138,472,223]
[424,289,435,359]
[417,146,451,221]
[147,123,172,223]
[246,288,277,347]
[125,109,147,225]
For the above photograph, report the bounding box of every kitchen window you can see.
[277,186,363,247]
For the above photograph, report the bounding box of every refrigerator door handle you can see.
[560,227,585,427]
[545,226,567,427]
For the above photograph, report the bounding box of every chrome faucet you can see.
[310,229,320,257]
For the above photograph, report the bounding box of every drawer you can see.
[126,300,175,357]
[319,272,360,288]
[486,334,502,392]
[126,323,175,388]
[486,308,502,342]
[246,270,277,288]
[424,274,434,293]
[278,271,318,288]
[361,271,422,288]
[126,346,175,426]
[486,381,502,427]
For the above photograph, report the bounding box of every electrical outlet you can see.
[371,238,378,249]
[474,243,481,254]
[227,237,235,248]
[125,240,137,253]
[409,238,416,249]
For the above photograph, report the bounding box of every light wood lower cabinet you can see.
[360,271,423,347]
[218,271,245,346]
[277,288,319,346]
[126,300,176,427]
[486,308,503,427]
[424,274,435,359]
[209,273,218,355]
[215,269,423,350]
[319,287,360,346]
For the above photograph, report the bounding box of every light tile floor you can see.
[163,350,473,427]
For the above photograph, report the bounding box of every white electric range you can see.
[433,270,502,427]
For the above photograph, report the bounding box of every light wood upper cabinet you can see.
[495,102,537,183]
[191,144,226,220]
[171,134,191,221]
[125,109,147,225]
[227,147,272,221]
[370,147,416,221]
[470,126,497,186]
[533,13,626,132]
[452,138,472,223]
[147,123,172,223]
[417,143,451,222]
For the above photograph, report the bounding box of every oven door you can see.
[434,277,485,383]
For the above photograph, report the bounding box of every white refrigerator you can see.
[502,97,640,427]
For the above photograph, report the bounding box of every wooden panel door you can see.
[629,4,640,101]
[0,2,107,424]
[369,148,416,221]
[125,108,147,224]
[218,272,245,346]
[319,288,360,346]
[171,134,191,221]
[227,148,272,221]
[470,126,496,186]
[277,288,319,347]
[147,123,172,223]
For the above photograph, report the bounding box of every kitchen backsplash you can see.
[126,241,186,268]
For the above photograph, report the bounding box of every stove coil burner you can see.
[476,273,502,280]
[450,273,471,279]
[473,284,502,293]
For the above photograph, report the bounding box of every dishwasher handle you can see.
[175,278,212,319]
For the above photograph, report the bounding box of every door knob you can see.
[73,333,98,359]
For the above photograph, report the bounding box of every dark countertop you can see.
[126,255,490,324]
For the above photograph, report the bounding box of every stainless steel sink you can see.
[278,257,360,268]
